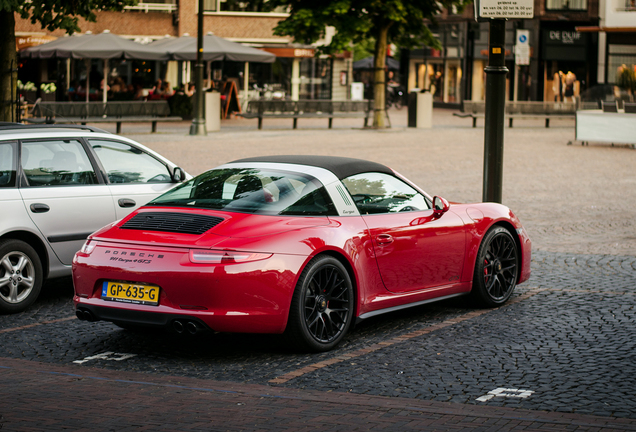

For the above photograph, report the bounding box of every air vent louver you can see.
[121,212,223,235]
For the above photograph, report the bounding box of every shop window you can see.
[299,58,332,100]
[545,0,587,10]
[607,45,636,85]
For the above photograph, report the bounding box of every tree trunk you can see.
[0,11,17,122]
[372,24,390,128]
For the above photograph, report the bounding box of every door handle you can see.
[30,203,50,213]
[118,198,136,208]
[375,234,394,245]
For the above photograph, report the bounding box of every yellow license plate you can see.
[101,281,160,306]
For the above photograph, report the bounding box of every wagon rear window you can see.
[0,142,16,188]
[148,168,337,216]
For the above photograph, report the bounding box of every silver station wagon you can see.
[0,124,188,313]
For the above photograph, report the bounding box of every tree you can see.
[0,1,136,122]
[269,0,467,128]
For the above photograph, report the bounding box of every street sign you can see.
[515,30,530,65]
[477,0,534,19]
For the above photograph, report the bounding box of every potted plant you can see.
[17,80,37,103]
[40,83,57,101]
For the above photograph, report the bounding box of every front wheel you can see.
[470,227,518,308]
[0,239,43,313]
[285,256,354,352]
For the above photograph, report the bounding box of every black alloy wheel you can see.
[286,255,354,352]
[470,226,519,307]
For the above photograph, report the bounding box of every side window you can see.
[22,140,98,187]
[89,140,171,184]
[0,142,16,187]
[342,172,429,214]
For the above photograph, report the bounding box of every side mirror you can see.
[432,196,450,217]
[172,166,186,182]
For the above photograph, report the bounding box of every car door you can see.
[19,139,116,265]
[342,172,466,293]
[87,139,178,219]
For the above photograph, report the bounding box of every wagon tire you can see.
[0,239,43,314]
[470,226,519,308]
[285,255,354,352]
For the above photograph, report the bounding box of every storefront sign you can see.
[16,35,57,51]
[261,47,315,58]
[515,30,530,65]
[476,0,534,18]
[541,29,588,61]
[547,31,583,45]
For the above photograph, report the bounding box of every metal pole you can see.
[482,19,508,203]
[189,0,207,136]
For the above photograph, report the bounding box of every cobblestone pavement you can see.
[1,251,635,429]
[1,111,635,430]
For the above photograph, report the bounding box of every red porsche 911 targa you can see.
[73,155,531,351]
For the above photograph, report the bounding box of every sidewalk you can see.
[2,357,635,431]
[99,108,636,256]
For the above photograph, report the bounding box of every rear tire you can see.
[285,256,354,352]
[470,227,518,308]
[0,239,43,314]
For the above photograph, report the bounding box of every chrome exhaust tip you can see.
[185,321,198,335]
[172,320,184,334]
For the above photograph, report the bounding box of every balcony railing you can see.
[124,2,177,13]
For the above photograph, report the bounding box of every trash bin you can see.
[407,91,433,129]
[205,91,221,132]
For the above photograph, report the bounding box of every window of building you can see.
[545,0,587,10]
[608,45,636,85]
[203,0,287,13]
[125,0,177,13]
[299,58,332,100]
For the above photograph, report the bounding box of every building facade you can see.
[401,0,602,106]
[15,0,353,103]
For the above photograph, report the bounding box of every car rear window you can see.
[147,168,337,216]
[0,142,16,188]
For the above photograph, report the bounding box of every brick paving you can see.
[2,356,636,431]
[2,109,636,430]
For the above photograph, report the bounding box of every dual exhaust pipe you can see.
[76,308,97,322]
[76,308,203,335]
[172,319,200,335]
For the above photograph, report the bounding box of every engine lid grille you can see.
[121,212,224,235]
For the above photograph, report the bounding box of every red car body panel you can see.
[73,156,531,337]
[73,202,531,334]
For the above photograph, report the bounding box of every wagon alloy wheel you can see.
[286,256,354,352]
[471,227,519,307]
[0,240,43,313]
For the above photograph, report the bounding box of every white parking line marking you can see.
[476,387,535,402]
[73,352,137,364]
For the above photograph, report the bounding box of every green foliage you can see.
[0,0,137,34]
[268,0,467,55]
[353,38,375,62]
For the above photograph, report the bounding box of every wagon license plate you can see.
[102,281,160,306]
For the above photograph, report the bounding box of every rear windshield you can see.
[147,168,337,216]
